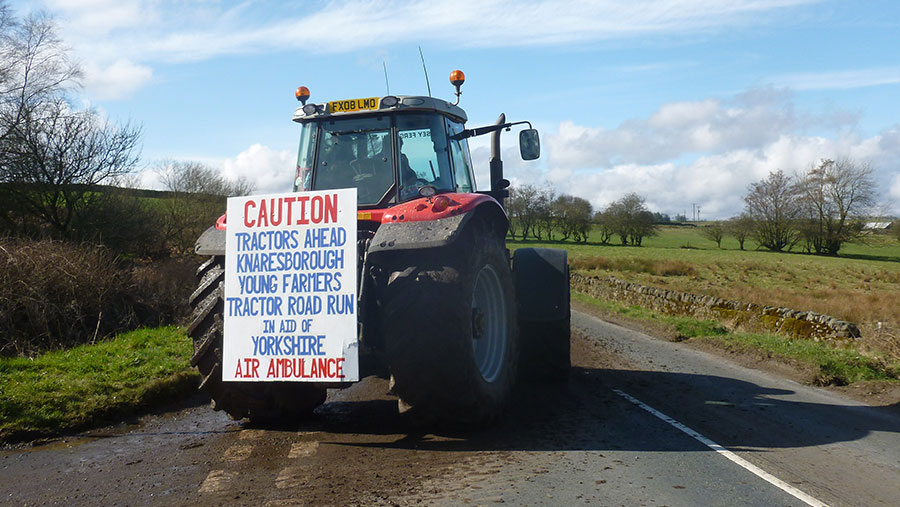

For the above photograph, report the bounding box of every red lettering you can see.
[296,196,309,225]
[277,358,305,378]
[235,359,243,378]
[316,358,329,377]
[310,196,323,223]
[309,357,319,377]
[270,198,283,226]
[283,196,297,224]
[258,199,269,227]
[336,357,345,379]
[267,358,277,378]
[249,358,260,378]
[244,200,257,227]
[324,193,338,223]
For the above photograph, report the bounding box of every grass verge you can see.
[0,326,198,444]
[573,292,900,386]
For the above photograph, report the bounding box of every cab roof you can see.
[292,95,468,124]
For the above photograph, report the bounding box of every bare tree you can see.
[157,160,254,255]
[507,184,542,240]
[533,186,556,241]
[550,194,593,242]
[593,210,613,245]
[0,5,80,143]
[726,213,754,250]
[505,186,523,239]
[0,3,142,244]
[702,222,725,248]
[606,193,656,246]
[794,158,876,255]
[0,99,141,239]
[744,170,800,252]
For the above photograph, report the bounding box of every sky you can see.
[11,0,900,219]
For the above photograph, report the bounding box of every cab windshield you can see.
[315,116,394,205]
[295,113,456,206]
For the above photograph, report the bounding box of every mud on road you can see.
[2,329,630,506]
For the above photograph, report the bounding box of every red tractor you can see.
[189,71,570,426]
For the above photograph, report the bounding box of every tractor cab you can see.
[291,70,540,210]
[292,94,476,208]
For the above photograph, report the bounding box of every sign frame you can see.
[221,189,358,382]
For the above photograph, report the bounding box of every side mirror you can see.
[519,129,540,160]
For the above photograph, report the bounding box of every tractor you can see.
[189,70,570,426]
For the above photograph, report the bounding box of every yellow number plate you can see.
[328,97,380,113]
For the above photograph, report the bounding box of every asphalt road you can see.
[2,306,898,506]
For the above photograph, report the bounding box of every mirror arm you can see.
[450,120,533,141]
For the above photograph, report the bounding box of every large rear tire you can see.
[514,249,571,382]
[188,256,326,421]
[381,222,518,427]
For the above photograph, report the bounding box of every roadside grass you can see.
[511,226,900,359]
[0,326,198,444]
[573,293,900,386]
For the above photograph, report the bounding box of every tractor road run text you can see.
[225,294,354,316]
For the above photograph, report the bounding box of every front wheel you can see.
[381,222,518,427]
[188,256,326,421]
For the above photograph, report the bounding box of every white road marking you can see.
[239,429,266,440]
[223,444,253,462]
[275,465,310,489]
[288,441,319,458]
[198,469,236,493]
[613,388,829,507]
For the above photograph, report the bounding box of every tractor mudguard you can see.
[367,211,474,254]
[195,225,226,256]
[513,247,569,322]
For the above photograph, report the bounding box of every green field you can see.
[510,225,900,360]
[0,327,197,443]
[573,292,900,386]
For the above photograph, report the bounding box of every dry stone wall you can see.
[571,273,861,341]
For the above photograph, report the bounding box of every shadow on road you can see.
[275,367,900,453]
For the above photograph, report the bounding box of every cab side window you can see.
[396,114,453,200]
[447,119,474,193]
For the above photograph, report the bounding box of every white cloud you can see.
[124,0,804,62]
[222,144,295,195]
[577,132,899,218]
[35,0,820,65]
[44,0,154,35]
[770,67,900,91]
[82,59,154,100]
[538,90,900,218]
[546,88,821,168]
[27,0,820,100]
[135,166,164,190]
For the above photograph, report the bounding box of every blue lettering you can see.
[327,293,354,314]
[226,296,283,316]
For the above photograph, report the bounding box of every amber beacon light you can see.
[450,70,465,87]
[450,70,465,105]
[295,86,310,105]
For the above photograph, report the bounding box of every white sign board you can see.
[222,189,358,382]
